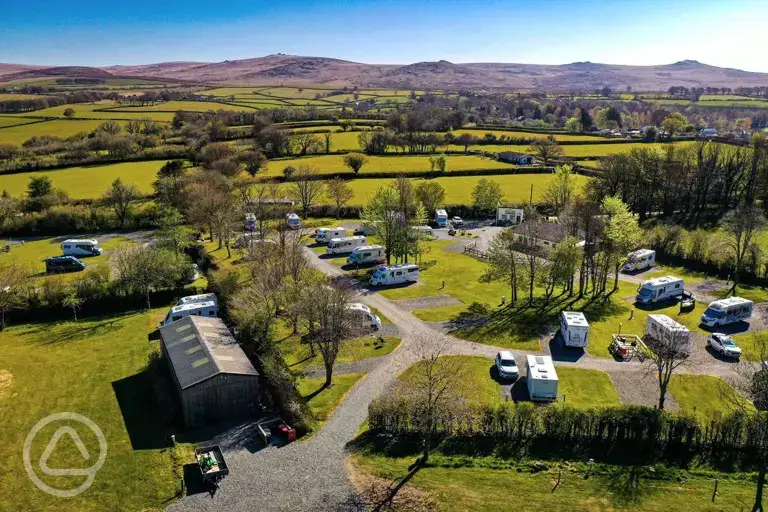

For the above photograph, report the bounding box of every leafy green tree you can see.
[63,107,75,119]
[528,136,564,165]
[102,178,139,229]
[565,117,583,133]
[241,150,268,176]
[471,178,504,216]
[661,112,688,139]
[541,164,577,215]
[343,152,368,174]
[487,228,522,305]
[601,196,642,291]
[27,176,53,198]
[415,181,445,215]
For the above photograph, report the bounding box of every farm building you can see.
[513,220,580,251]
[159,316,261,427]
[497,151,535,165]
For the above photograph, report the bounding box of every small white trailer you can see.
[623,249,656,272]
[700,296,754,327]
[326,236,367,255]
[348,303,382,330]
[560,311,590,348]
[369,264,419,287]
[61,239,103,257]
[646,314,692,355]
[161,301,218,326]
[346,245,386,266]
[285,213,301,229]
[635,276,684,305]
[315,227,346,244]
[526,355,559,401]
[176,293,219,308]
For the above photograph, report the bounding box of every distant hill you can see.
[2,55,768,91]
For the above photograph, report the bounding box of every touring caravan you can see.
[700,297,754,327]
[635,276,684,305]
[646,314,692,355]
[560,311,590,348]
[348,303,382,330]
[160,301,218,326]
[315,227,346,244]
[346,245,386,266]
[526,355,559,401]
[245,213,256,231]
[326,236,367,255]
[176,293,219,308]
[61,239,102,257]
[286,213,301,229]
[434,209,448,228]
[369,264,419,287]
[623,249,656,272]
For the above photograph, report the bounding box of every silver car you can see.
[707,333,742,359]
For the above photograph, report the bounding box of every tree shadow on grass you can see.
[20,313,133,345]
[604,466,657,507]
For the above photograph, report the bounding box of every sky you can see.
[2,0,768,71]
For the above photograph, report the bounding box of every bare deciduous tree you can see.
[723,203,765,293]
[326,177,354,218]
[102,178,139,229]
[644,329,690,410]
[0,261,29,330]
[290,165,325,217]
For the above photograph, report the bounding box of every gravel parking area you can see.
[392,294,463,311]
[607,369,679,411]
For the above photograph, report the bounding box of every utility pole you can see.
[529,184,534,206]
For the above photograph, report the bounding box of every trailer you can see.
[346,245,386,266]
[646,314,692,355]
[195,445,229,488]
[623,249,655,272]
[526,355,558,401]
[609,334,649,361]
[560,311,589,348]
[701,296,754,327]
[635,276,684,305]
[326,236,367,255]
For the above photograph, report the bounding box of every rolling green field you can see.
[0,116,41,128]
[452,128,606,142]
[458,141,696,157]
[110,100,258,113]
[0,119,127,145]
[1,160,168,199]
[5,101,176,122]
[0,93,53,100]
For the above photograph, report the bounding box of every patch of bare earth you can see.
[346,456,434,511]
[607,369,679,411]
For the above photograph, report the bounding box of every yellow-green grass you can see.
[281,333,401,373]
[1,160,168,199]
[700,94,757,101]
[6,101,176,121]
[643,264,709,285]
[457,141,695,157]
[556,367,621,409]
[0,310,190,511]
[451,128,606,142]
[259,87,339,100]
[0,119,127,145]
[110,100,258,113]
[204,87,271,97]
[0,116,40,128]
[327,131,361,151]
[696,100,768,109]
[297,373,364,423]
[732,331,768,362]
[669,374,752,420]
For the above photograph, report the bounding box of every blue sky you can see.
[2,0,767,71]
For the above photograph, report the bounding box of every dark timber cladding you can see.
[159,316,261,427]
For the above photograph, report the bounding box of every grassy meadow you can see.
[452,128,606,142]
[0,116,43,128]
[5,101,177,122]
[0,119,127,145]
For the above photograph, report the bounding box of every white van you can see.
[61,239,102,257]
[646,314,691,355]
[346,245,386,266]
[176,293,218,308]
[369,264,419,287]
[526,355,558,401]
[623,249,656,272]
[411,225,435,238]
[560,311,590,348]
[160,301,218,326]
[348,303,382,330]
[315,227,346,244]
[701,297,754,327]
[326,236,367,255]
[286,213,301,229]
[635,276,684,305]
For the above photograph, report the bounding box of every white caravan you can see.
[560,311,590,348]
[326,236,367,255]
[526,355,559,401]
[245,213,256,231]
[370,264,419,287]
[635,276,684,305]
[700,297,754,328]
[286,213,301,229]
[646,314,692,355]
[346,245,386,266]
[348,303,382,330]
[434,209,448,228]
[176,293,219,308]
[623,249,656,272]
[315,227,346,244]
[160,301,218,326]
[61,239,102,257]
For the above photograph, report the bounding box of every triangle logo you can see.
[39,426,91,477]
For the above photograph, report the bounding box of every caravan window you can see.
[172,315,182,321]
[674,283,680,289]
[208,310,215,316]
[363,252,370,258]
[408,268,418,273]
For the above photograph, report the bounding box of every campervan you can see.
[623,249,656,272]
[635,276,684,305]
[286,213,301,229]
[176,293,218,308]
[348,303,382,330]
[315,227,346,244]
[245,213,256,231]
[326,236,367,255]
[434,209,448,228]
[646,314,692,355]
[700,297,754,328]
[560,311,590,348]
[412,225,435,238]
[526,355,559,401]
[160,301,218,326]
[369,264,419,287]
[61,239,102,257]
[45,256,85,273]
[346,245,386,266]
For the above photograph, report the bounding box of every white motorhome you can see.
[326,236,367,255]
[496,207,524,225]
[315,227,346,244]
[61,239,102,257]
[635,276,684,305]
[369,264,419,287]
[560,311,590,348]
[623,249,656,272]
[701,297,754,327]
[526,355,559,401]
[348,303,382,330]
[160,301,218,326]
[286,213,301,229]
[434,209,448,228]
[245,213,256,231]
[646,314,692,355]
[412,225,435,238]
[176,293,219,308]
[346,245,386,266]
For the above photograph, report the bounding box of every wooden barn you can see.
[159,316,261,427]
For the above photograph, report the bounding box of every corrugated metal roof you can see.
[159,316,258,390]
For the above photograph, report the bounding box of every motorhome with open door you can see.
[286,213,301,229]
[369,264,419,287]
[315,227,346,244]
[560,311,590,348]
[326,236,367,255]
[635,276,684,305]
[434,209,448,228]
[623,249,656,272]
[526,355,559,401]
[348,303,382,330]
[701,297,753,328]
[346,245,386,266]
[160,301,218,326]
[61,239,102,257]
[646,314,692,355]
[176,293,219,308]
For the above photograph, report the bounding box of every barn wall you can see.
[180,374,261,427]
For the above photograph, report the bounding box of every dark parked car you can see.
[45,256,85,274]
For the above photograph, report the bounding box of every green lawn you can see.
[110,100,258,113]
[0,116,41,128]
[281,333,401,373]
[297,373,364,423]
[669,374,753,420]
[556,367,621,409]
[0,119,128,145]
[0,310,188,512]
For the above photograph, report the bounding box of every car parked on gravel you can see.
[707,333,742,359]
[495,350,519,379]
[452,216,463,226]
